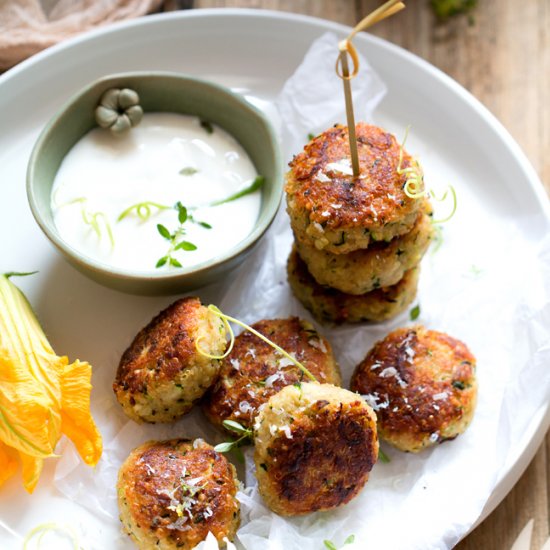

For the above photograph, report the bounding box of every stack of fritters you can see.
[286,123,434,324]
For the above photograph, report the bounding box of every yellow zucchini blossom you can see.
[0,273,102,493]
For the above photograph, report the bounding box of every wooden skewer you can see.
[336,0,406,178]
[349,0,405,40]
[337,45,360,177]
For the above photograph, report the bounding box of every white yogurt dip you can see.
[51,113,261,272]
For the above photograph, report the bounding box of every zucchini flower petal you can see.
[19,451,43,494]
[0,442,18,487]
[0,274,102,492]
[0,351,56,458]
[60,359,102,466]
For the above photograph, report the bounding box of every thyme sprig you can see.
[116,174,263,268]
[195,305,318,382]
[156,203,197,268]
[214,420,253,453]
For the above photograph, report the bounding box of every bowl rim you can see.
[26,70,283,283]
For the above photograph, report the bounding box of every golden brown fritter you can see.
[254,383,378,516]
[117,439,240,550]
[286,123,423,254]
[113,297,226,423]
[202,318,341,430]
[287,245,419,324]
[294,202,433,295]
[350,326,477,453]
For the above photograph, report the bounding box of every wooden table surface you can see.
[186,1,549,549]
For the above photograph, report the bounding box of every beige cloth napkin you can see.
[0,0,165,71]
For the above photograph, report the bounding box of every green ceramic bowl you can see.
[27,72,283,295]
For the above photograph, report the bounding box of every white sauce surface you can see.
[51,113,261,272]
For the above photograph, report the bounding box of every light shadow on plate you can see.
[33,256,230,384]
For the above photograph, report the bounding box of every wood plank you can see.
[355,0,550,193]
[191,2,550,548]
[194,0,357,23]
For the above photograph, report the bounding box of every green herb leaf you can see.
[156,256,168,268]
[410,304,421,321]
[175,202,188,224]
[200,119,214,134]
[170,258,183,268]
[222,420,250,435]
[452,380,466,390]
[198,221,212,229]
[344,535,355,545]
[179,167,198,176]
[324,541,338,550]
[307,133,315,140]
[214,442,235,453]
[210,175,265,206]
[175,241,197,251]
[378,448,391,463]
[157,224,171,240]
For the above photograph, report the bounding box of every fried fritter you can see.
[113,297,226,423]
[287,245,419,324]
[294,203,432,295]
[203,318,341,430]
[350,326,477,453]
[253,383,378,516]
[286,123,422,254]
[117,439,240,550]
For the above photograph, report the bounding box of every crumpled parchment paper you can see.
[54,32,550,550]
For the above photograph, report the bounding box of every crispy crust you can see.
[295,204,433,295]
[113,297,226,423]
[286,123,422,253]
[254,383,378,516]
[287,245,419,324]
[350,326,477,453]
[117,439,240,550]
[202,318,342,430]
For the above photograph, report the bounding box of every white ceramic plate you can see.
[0,9,549,549]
